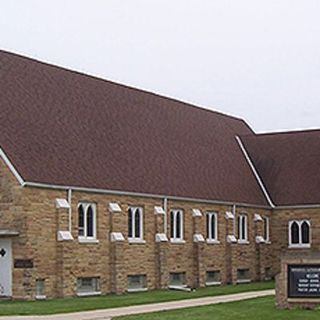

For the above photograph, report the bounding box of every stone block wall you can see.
[0,158,276,300]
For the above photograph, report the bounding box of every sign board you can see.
[288,264,320,298]
[14,259,34,269]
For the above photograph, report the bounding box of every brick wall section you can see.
[0,158,278,299]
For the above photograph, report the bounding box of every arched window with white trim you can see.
[78,203,97,240]
[206,212,218,241]
[289,220,311,248]
[128,207,143,240]
[170,209,184,241]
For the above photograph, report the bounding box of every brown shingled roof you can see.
[0,50,268,206]
[241,130,320,206]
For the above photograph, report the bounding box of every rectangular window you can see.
[237,269,250,283]
[263,217,270,242]
[170,210,184,241]
[206,212,218,241]
[169,272,186,287]
[78,203,97,241]
[206,271,221,285]
[77,277,100,295]
[238,214,248,242]
[128,207,144,241]
[35,279,46,299]
[127,275,147,292]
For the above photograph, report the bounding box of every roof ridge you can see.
[0,48,246,123]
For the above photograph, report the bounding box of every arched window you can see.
[238,214,248,242]
[291,221,299,244]
[128,207,143,240]
[301,221,310,244]
[78,204,85,237]
[170,209,184,241]
[206,212,218,241]
[289,220,311,247]
[78,203,96,240]
[263,217,270,242]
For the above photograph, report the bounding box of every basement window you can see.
[206,271,221,286]
[127,275,147,292]
[289,220,311,248]
[35,279,46,300]
[237,269,251,283]
[169,272,186,287]
[77,277,101,296]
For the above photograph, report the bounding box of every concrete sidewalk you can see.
[0,289,275,320]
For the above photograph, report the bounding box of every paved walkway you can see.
[1,289,275,320]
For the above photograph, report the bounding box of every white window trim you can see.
[288,220,311,248]
[206,281,222,286]
[170,209,184,241]
[207,212,218,242]
[78,203,97,241]
[127,288,148,293]
[77,291,102,297]
[238,214,248,243]
[263,216,271,243]
[128,207,144,241]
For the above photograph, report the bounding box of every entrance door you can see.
[0,239,12,297]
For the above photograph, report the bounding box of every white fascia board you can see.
[23,181,272,209]
[0,148,25,186]
[235,136,275,208]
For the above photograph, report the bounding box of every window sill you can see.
[237,240,250,245]
[127,288,148,293]
[289,244,311,249]
[264,241,271,245]
[77,291,101,297]
[170,239,186,244]
[35,295,47,300]
[78,238,99,244]
[168,285,191,292]
[236,279,251,284]
[206,281,221,286]
[206,239,220,245]
[128,238,146,244]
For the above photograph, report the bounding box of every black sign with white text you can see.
[288,264,320,298]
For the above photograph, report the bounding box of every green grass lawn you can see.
[0,281,273,316]
[116,296,320,320]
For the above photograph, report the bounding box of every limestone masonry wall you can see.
[2,158,316,299]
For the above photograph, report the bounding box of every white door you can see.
[0,239,12,297]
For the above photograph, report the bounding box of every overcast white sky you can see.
[1,1,320,133]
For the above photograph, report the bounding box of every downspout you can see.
[68,188,72,233]
[163,197,168,235]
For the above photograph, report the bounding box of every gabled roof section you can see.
[0,50,268,206]
[241,130,320,206]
